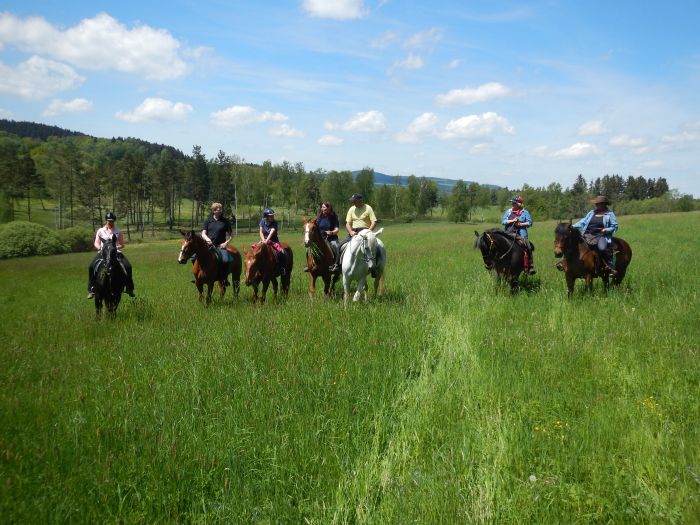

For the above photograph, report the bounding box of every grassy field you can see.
[1,212,699,523]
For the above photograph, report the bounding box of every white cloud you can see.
[436,82,511,106]
[440,112,514,139]
[0,12,188,80]
[577,120,609,136]
[396,112,438,143]
[609,134,646,147]
[371,30,398,49]
[210,105,287,127]
[42,97,92,116]
[0,108,13,119]
[661,121,700,144]
[447,58,462,69]
[640,160,662,169]
[302,0,367,20]
[269,124,305,138]
[404,27,444,49]
[551,142,598,159]
[341,110,386,132]
[0,56,84,99]
[116,97,193,123]
[388,53,424,75]
[318,134,344,145]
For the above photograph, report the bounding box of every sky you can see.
[1,0,699,196]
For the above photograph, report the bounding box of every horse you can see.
[553,222,632,296]
[93,234,127,318]
[303,216,339,298]
[177,230,242,305]
[341,228,386,304]
[474,228,532,293]
[242,241,293,304]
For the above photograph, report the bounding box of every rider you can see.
[259,208,287,276]
[87,212,135,298]
[573,195,618,275]
[501,195,536,274]
[304,201,340,273]
[198,202,233,285]
[335,193,377,270]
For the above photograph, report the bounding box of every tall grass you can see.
[1,213,698,523]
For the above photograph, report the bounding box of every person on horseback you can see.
[87,212,135,299]
[335,193,377,272]
[259,208,287,276]
[501,195,536,274]
[573,195,619,275]
[304,201,340,273]
[197,202,234,285]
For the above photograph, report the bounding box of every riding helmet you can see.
[349,193,363,202]
[105,212,117,221]
[263,208,275,216]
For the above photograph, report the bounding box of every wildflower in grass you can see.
[641,396,663,416]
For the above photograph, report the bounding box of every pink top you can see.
[94,225,125,250]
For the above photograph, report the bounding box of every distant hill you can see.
[353,171,501,192]
[0,119,186,160]
[0,119,88,141]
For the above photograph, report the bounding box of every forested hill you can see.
[364,171,501,191]
[0,119,87,141]
[0,119,186,161]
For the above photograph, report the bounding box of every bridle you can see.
[481,232,515,265]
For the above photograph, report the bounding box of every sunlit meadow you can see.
[1,212,698,523]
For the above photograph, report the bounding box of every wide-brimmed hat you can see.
[349,193,363,201]
[591,195,609,205]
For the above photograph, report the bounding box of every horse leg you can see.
[343,273,351,305]
[271,277,279,298]
[321,274,331,297]
[196,281,204,302]
[585,274,594,294]
[251,283,259,304]
[373,272,384,298]
[218,279,226,299]
[566,274,576,297]
[95,297,102,320]
[308,273,316,299]
[205,283,213,306]
[354,276,366,302]
[261,279,271,304]
[602,273,610,292]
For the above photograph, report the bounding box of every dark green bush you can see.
[0,221,69,259]
[56,226,94,253]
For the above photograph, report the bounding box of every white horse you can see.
[341,228,386,303]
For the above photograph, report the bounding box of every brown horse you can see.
[303,216,339,298]
[553,223,632,296]
[177,230,242,305]
[242,241,293,303]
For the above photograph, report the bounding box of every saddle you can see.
[212,247,234,276]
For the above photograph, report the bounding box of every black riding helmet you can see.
[105,212,117,222]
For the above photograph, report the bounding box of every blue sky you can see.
[1,0,699,196]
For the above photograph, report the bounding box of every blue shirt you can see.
[501,208,533,238]
[259,218,279,243]
[573,209,618,244]
[316,212,339,241]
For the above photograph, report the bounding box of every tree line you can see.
[0,125,697,238]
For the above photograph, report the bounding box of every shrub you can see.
[56,226,94,253]
[0,221,69,259]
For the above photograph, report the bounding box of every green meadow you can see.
[1,212,699,523]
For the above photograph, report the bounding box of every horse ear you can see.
[190,230,196,236]
[302,215,307,223]
[474,230,479,237]
[179,229,188,237]
[242,246,248,255]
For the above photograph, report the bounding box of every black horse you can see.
[474,229,533,293]
[93,235,127,318]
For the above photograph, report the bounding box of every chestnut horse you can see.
[303,216,339,298]
[177,230,242,305]
[242,242,293,303]
[93,234,126,319]
[553,222,632,296]
[474,229,530,293]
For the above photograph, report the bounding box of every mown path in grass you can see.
[1,212,699,523]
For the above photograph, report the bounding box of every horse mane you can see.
[555,222,582,241]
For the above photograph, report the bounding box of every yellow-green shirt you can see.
[346,204,377,229]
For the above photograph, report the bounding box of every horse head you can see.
[355,229,380,270]
[303,217,319,248]
[243,242,269,286]
[101,234,119,268]
[474,231,497,270]
[553,222,577,258]
[178,229,198,263]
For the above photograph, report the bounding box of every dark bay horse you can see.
[178,230,242,305]
[303,216,339,298]
[242,241,293,304]
[553,222,632,296]
[474,228,531,293]
[94,235,126,318]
